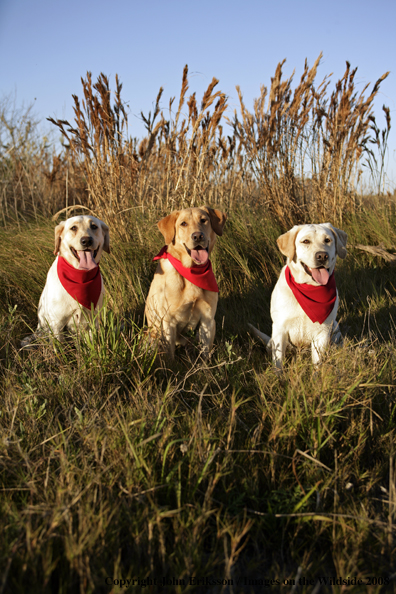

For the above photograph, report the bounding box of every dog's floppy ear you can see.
[277,225,302,260]
[202,206,227,236]
[101,221,110,254]
[323,223,348,259]
[54,221,65,255]
[157,211,180,245]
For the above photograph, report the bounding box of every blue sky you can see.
[1,0,395,187]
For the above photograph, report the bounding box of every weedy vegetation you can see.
[1,56,396,593]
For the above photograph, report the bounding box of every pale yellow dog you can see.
[22,215,110,346]
[249,223,347,369]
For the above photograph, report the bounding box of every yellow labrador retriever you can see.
[145,206,226,359]
[22,215,110,345]
[249,223,347,369]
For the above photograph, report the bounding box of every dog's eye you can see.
[91,224,98,230]
[200,218,207,224]
[301,239,310,244]
[324,237,331,243]
[70,226,77,232]
[180,221,187,227]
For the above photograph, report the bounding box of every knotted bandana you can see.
[285,266,337,324]
[57,256,102,310]
[153,246,219,292]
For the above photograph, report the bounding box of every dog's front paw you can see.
[20,334,39,350]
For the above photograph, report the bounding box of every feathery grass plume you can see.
[363,104,392,195]
[175,64,189,128]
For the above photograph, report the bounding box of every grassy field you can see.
[1,57,395,592]
[1,202,396,593]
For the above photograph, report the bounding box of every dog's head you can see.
[277,223,347,286]
[157,206,227,268]
[54,215,110,270]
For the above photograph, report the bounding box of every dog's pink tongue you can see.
[311,267,329,285]
[191,249,209,265]
[77,250,97,270]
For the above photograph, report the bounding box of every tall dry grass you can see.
[0,56,391,237]
[232,54,391,225]
[0,94,83,224]
[46,67,234,237]
[35,56,391,234]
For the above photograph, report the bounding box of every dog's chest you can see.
[174,282,217,330]
[154,260,217,326]
[176,287,213,325]
[287,319,328,347]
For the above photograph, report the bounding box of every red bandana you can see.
[57,256,102,310]
[285,265,337,324]
[153,246,219,292]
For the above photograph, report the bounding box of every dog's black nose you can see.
[80,236,93,248]
[191,232,204,243]
[316,251,329,263]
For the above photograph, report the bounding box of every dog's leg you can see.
[270,327,288,370]
[162,321,176,360]
[198,316,216,358]
[311,330,331,365]
[331,320,343,345]
[37,317,66,342]
[37,295,69,342]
